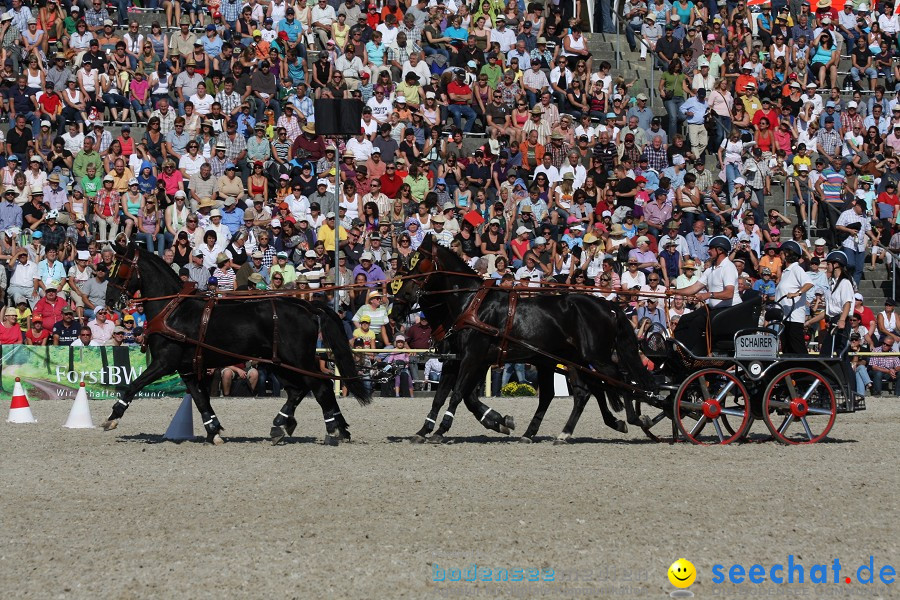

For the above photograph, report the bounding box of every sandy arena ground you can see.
[0,394,898,600]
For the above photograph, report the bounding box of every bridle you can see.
[108,247,142,309]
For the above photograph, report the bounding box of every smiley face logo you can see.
[668,559,696,588]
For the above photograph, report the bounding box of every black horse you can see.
[390,236,657,442]
[102,244,370,445]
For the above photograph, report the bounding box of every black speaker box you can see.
[313,99,364,136]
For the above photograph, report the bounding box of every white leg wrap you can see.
[480,407,494,423]
[443,411,454,419]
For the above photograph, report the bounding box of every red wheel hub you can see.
[789,398,809,418]
[702,399,722,419]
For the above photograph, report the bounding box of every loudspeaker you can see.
[314,99,364,136]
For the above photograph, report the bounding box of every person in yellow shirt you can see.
[317,211,347,254]
[352,315,377,346]
[791,143,812,172]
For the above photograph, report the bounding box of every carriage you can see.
[391,236,867,447]
[633,294,866,445]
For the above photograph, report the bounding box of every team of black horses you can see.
[102,237,656,444]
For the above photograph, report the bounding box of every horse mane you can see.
[133,245,184,292]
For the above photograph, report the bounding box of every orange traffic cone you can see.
[7,377,36,423]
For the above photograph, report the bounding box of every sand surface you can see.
[0,394,897,599]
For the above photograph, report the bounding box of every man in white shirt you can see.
[674,235,741,308]
[8,249,37,306]
[533,152,561,186]
[345,131,374,162]
[515,253,544,287]
[835,197,877,285]
[310,0,336,49]
[71,326,102,347]
[490,16,517,53]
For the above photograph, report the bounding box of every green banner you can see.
[1,345,185,401]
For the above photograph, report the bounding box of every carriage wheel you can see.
[762,369,836,445]
[674,369,751,445]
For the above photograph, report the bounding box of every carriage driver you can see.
[671,236,741,308]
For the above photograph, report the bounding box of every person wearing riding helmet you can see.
[775,240,814,355]
[672,235,741,308]
[806,250,855,371]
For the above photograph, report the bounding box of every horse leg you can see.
[412,361,457,443]
[307,378,342,446]
[520,365,555,442]
[429,355,487,444]
[458,366,516,436]
[555,375,593,444]
[101,354,180,430]
[185,372,225,445]
[270,384,307,445]
[584,375,629,433]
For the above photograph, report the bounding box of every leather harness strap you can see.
[270,298,281,365]
[192,297,216,380]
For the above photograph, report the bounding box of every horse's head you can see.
[106,243,142,311]
[389,244,432,321]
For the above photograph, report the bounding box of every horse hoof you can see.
[518,436,533,444]
[101,419,118,431]
[637,415,653,429]
[615,421,628,434]
[284,417,298,436]
[410,435,426,444]
[270,425,287,445]
[212,434,225,446]
[324,435,340,446]
[338,429,351,442]
[427,434,444,444]
[553,437,571,446]
[498,425,511,435]
[504,415,516,431]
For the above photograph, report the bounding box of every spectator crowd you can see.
[0,0,896,393]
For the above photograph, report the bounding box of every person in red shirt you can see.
[853,292,876,331]
[32,285,67,330]
[36,82,63,135]
[379,163,403,198]
[0,310,22,344]
[25,316,51,346]
[752,97,779,132]
[876,180,900,221]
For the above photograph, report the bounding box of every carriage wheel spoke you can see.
[800,417,815,441]
[720,406,746,418]
[785,378,799,399]
[806,406,833,416]
[712,418,725,442]
[680,401,703,413]
[800,378,822,401]
[778,415,794,435]
[648,411,667,426]
[715,380,736,403]
[697,377,712,401]
[768,399,791,411]
[689,416,708,437]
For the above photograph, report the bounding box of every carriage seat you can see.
[673,293,762,356]
[709,293,762,353]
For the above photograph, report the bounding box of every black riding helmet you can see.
[825,250,848,267]
[708,235,731,253]
[779,240,803,257]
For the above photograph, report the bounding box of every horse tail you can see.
[614,308,659,393]
[317,306,372,406]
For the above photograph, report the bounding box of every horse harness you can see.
[114,249,348,383]
[405,247,651,396]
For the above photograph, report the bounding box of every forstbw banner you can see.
[0,345,185,401]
